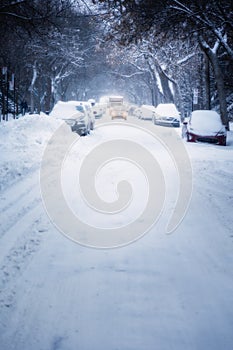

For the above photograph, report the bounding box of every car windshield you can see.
[76,106,84,113]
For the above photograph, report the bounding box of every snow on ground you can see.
[0,114,63,191]
[0,113,233,350]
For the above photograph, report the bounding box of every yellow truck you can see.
[108,96,128,120]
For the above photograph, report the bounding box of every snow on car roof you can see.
[141,104,156,111]
[190,110,224,133]
[50,100,84,120]
[155,103,180,117]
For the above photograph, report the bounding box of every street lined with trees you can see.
[0,0,232,126]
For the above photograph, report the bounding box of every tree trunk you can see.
[173,82,183,119]
[158,69,174,103]
[44,77,52,114]
[208,51,228,128]
[199,40,229,129]
[30,61,37,114]
[50,76,59,109]
[203,53,211,110]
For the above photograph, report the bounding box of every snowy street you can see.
[0,114,233,350]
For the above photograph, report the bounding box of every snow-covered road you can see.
[0,114,233,350]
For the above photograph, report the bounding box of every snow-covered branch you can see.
[109,71,145,78]
[171,0,233,59]
[0,11,31,20]
[177,53,196,65]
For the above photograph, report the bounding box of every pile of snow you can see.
[155,103,180,118]
[0,113,63,190]
[189,110,225,135]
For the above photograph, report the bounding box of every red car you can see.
[185,110,227,146]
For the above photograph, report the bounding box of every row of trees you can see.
[0,0,98,114]
[0,0,232,126]
[92,0,233,126]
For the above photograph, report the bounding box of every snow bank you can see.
[0,114,63,190]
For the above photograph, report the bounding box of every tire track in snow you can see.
[0,203,49,309]
[0,169,51,309]
[0,169,41,238]
[0,175,39,214]
[193,162,233,236]
[0,197,41,240]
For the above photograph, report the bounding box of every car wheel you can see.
[82,128,88,136]
[220,138,226,146]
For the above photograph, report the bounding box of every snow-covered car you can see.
[80,101,95,130]
[50,101,90,136]
[132,107,142,118]
[153,103,180,127]
[91,103,104,119]
[186,110,227,146]
[138,105,156,120]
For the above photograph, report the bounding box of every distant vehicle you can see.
[138,105,156,120]
[186,110,227,146]
[91,102,105,119]
[50,101,91,136]
[153,103,180,127]
[133,107,142,119]
[108,96,127,120]
[88,98,96,107]
[128,104,138,117]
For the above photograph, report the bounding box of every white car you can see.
[91,103,104,119]
[153,103,180,127]
[79,101,95,131]
[138,105,156,120]
[186,110,227,146]
[50,101,90,136]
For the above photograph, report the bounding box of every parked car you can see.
[91,102,104,119]
[50,101,91,136]
[132,107,142,119]
[186,110,227,146]
[80,101,95,130]
[153,103,180,127]
[138,105,156,120]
